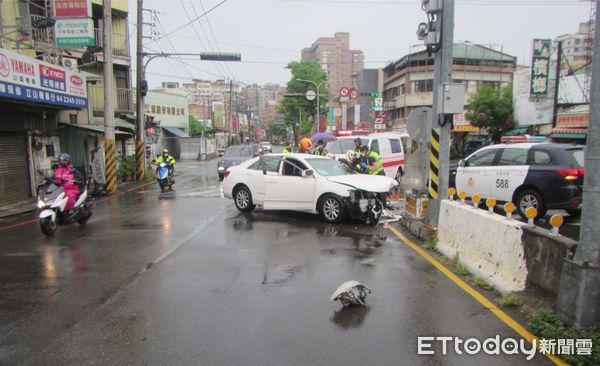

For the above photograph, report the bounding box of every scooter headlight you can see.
[37,200,46,209]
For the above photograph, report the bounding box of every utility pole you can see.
[135,0,145,182]
[103,0,117,192]
[556,0,600,330]
[228,80,234,144]
[426,0,454,224]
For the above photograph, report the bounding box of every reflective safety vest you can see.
[283,146,294,154]
[313,147,329,156]
[367,151,384,175]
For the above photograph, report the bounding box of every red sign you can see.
[40,65,66,82]
[374,111,387,130]
[339,87,349,97]
[70,75,83,86]
[54,0,91,18]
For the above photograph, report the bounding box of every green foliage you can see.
[117,155,136,180]
[143,170,155,183]
[266,123,287,142]
[471,276,495,292]
[279,61,329,136]
[498,295,522,307]
[189,115,211,136]
[451,254,471,276]
[527,309,600,365]
[423,239,439,253]
[465,85,513,142]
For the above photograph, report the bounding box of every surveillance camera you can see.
[416,22,429,40]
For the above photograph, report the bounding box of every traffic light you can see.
[141,80,148,97]
[200,53,241,62]
[145,115,159,128]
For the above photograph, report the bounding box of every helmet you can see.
[299,138,313,151]
[354,137,363,145]
[162,148,169,156]
[58,153,71,167]
[326,153,335,159]
[317,139,325,146]
[346,150,358,161]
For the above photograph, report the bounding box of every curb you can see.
[398,213,437,242]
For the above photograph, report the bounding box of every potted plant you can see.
[117,155,136,182]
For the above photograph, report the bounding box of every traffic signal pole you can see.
[135,0,145,182]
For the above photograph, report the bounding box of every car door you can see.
[489,147,529,202]
[245,157,280,203]
[456,148,500,198]
[264,157,316,211]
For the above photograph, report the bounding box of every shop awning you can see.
[92,117,135,131]
[452,125,480,133]
[163,127,189,137]
[551,126,587,139]
[503,127,531,136]
[58,122,131,135]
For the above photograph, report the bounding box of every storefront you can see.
[551,106,588,144]
[0,49,87,213]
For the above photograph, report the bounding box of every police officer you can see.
[282,141,295,154]
[359,145,385,176]
[353,137,363,152]
[156,149,176,175]
[313,139,329,156]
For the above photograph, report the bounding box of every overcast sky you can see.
[130,0,591,88]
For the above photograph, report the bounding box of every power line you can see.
[273,0,586,5]
[196,0,235,79]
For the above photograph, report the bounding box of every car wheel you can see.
[319,195,345,224]
[516,189,546,219]
[234,186,255,212]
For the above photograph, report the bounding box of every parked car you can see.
[326,132,406,182]
[260,141,272,153]
[450,143,584,219]
[218,144,261,180]
[222,154,399,224]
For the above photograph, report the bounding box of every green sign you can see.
[530,39,551,99]
[55,18,96,49]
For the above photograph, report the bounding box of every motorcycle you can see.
[37,177,93,236]
[156,162,174,192]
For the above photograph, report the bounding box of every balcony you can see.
[29,15,55,49]
[88,85,133,114]
[94,28,130,57]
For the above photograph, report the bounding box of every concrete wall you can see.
[522,226,577,296]
[179,138,200,160]
[438,200,527,294]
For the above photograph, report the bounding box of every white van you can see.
[326,132,406,181]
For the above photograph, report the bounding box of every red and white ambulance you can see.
[326,132,406,182]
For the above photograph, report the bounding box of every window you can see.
[413,79,433,92]
[498,148,528,166]
[45,144,55,157]
[369,139,379,154]
[282,158,307,176]
[249,157,280,172]
[531,150,552,165]
[568,149,584,168]
[389,139,402,154]
[466,149,498,167]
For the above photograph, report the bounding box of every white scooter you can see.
[37,178,93,236]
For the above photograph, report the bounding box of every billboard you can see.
[530,39,551,99]
[514,66,553,126]
[55,18,96,48]
[54,0,92,18]
[0,48,87,109]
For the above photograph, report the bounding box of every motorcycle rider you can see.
[54,153,82,213]
[156,149,176,176]
[313,139,329,156]
[345,150,368,173]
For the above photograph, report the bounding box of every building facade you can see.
[555,20,594,71]
[301,32,364,98]
[382,44,517,132]
[0,0,133,213]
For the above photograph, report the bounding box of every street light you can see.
[297,79,327,134]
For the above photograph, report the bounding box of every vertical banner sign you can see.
[329,106,334,128]
[374,111,387,130]
[530,39,551,99]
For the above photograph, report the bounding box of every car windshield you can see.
[326,139,357,154]
[224,146,254,157]
[568,149,585,168]
[305,158,356,176]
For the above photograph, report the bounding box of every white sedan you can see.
[222,153,399,224]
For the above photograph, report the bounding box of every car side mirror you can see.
[302,169,314,177]
[459,159,466,167]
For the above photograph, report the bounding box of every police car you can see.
[451,143,584,219]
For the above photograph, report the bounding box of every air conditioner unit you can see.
[61,57,78,70]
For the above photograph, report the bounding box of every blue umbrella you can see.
[310,132,336,142]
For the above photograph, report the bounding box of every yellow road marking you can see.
[384,223,568,366]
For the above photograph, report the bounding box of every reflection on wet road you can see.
[0,159,552,365]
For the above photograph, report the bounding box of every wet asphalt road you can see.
[0,159,553,366]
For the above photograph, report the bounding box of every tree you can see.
[278,61,329,141]
[266,123,287,142]
[465,85,513,142]
[189,115,211,136]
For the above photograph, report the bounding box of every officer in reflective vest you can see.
[359,145,385,176]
